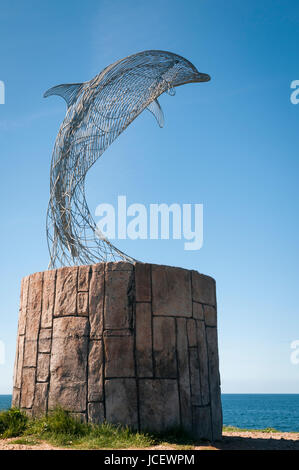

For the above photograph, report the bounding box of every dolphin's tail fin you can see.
[43,83,84,108]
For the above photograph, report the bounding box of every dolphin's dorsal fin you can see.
[146,98,164,128]
[43,83,84,108]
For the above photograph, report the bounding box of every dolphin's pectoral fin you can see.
[43,83,84,108]
[146,98,164,128]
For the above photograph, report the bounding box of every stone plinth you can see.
[12,262,222,441]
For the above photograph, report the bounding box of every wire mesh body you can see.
[44,50,210,268]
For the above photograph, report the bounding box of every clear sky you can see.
[0,0,298,394]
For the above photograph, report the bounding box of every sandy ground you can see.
[0,430,299,450]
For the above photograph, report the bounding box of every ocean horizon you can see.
[1,393,298,433]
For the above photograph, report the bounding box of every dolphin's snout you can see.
[198,72,211,82]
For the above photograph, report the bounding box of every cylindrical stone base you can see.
[12,262,222,441]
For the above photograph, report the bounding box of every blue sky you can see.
[0,0,299,394]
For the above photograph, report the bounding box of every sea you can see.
[0,394,298,432]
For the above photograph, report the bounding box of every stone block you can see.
[37,354,50,382]
[88,340,103,402]
[153,316,177,378]
[193,302,204,320]
[54,266,77,316]
[189,348,201,406]
[136,302,153,377]
[20,368,36,409]
[106,262,133,271]
[187,318,197,347]
[204,305,217,327]
[176,318,192,433]
[77,292,89,316]
[88,402,105,424]
[18,276,29,335]
[139,379,180,432]
[104,335,135,377]
[38,328,52,353]
[104,268,134,329]
[206,327,222,440]
[26,272,43,340]
[11,388,20,409]
[33,382,48,416]
[89,266,104,338]
[14,335,25,389]
[192,406,212,441]
[41,269,56,328]
[78,265,90,291]
[191,271,216,305]
[48,317,89,412]
[135,263,151,302]
[23,339,38,368]
[70,413,87,423]
[196,320,210,406]
[105,379,138,429]
[152,265,192,317]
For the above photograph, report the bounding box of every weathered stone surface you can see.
[77,292,89,316]
[105,379,138,429]
[204,305,217,327]
[88,340,103,402]
[176,318,192,433]
[136,302,153,377]
[70,413,87,423]
[103,329,132,337]
[196,320,210,405]
[88,402,105,424]
[41,269,56,328]
[48,317,89,412]
[33,382,48,416]
[104,336,135,377]
[18,276,29,335]
[139,379,180,432]
[14,335,25,389]
[106,262,133,271]
[89,266,104,338]
[187,319,197,347]
[23,339,38,368]
[104,268,133,329]
[135,263,151,302]
[20,368,36,408]
[38,328,52,353]
[193,302,204,320]
[152,265,192,317]
[153,316,176,378]
[26,272,43,340]
[192,406,212,441]
[189,348,201,406]
[11,388,20,408]
[78,265,90,291]
[206,327,222,440]
[192,271,216,305]
[37,354,50,382]
[55,266,77,316]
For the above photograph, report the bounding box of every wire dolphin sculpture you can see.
[44,50,210,268]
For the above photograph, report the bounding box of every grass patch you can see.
[0,408,28,438]
[11,437,39,446]
[1,407,196,449]
[223,425,279,433]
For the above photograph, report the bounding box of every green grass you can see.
[0,407,197,449]
[0,408,28,438]
[223,425,279,433]
[12,437,39,446]
[1,408,293,449]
